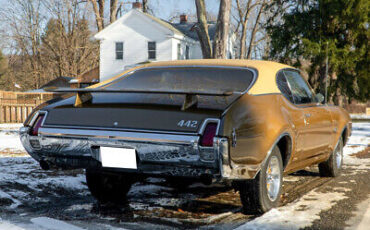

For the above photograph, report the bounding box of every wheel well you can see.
[276,135,292,169]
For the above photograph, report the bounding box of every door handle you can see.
[305,113,311,118]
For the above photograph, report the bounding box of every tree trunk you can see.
[213,0,231,59]
[240,21,248,58]
[236,0,253,59]
[195,0,212,58]
[142,0,148,13]
[110,0,118,23]
[89,0,104,31]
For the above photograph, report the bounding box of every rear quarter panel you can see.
[220,94,294,174]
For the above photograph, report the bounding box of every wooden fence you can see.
[0,91,55,123]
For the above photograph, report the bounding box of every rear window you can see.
[104,67,255,93]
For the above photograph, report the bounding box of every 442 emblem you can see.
[177,120,198,128]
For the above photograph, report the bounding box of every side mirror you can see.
[315,93,325,104]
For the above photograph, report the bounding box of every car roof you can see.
[94,59,295,95]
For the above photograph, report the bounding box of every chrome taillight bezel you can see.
[29,111,47,136]
[198,118,220,147]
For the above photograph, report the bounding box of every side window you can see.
[115,42,124,60]
[148,41,156,59]
[284,70,314,104]
[276,71,294,103]
[185,45,190,59]
[177,43,182,60]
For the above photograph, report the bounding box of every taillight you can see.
[200,123,217,147]
[30,114,45,136]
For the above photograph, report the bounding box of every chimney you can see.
[132,1,142,10]
[180,14,188,24]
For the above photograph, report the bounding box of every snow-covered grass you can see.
[0,123,23,129]
[0,123,25,153]
[236,191,348,230]
[350,114,370,120]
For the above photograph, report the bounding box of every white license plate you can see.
[100,147,137,169]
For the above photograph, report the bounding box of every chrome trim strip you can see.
[43,118,221,136]
[42,124,196,136]
[38,127,199,145]
[29,111,48,127]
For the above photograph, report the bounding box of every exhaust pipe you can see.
[39,160,50,170]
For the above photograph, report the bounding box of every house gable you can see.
[94,9,182,41]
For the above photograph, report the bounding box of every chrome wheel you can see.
[335,145,343,169]
[266,156,281,201]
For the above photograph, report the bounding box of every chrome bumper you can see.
[20,126,241,180]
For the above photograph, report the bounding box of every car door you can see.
[283,70,333,161]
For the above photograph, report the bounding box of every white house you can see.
[94,3,236,82]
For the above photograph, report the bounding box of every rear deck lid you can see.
[42,66,256,133]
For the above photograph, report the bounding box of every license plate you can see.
[100,147,137,169]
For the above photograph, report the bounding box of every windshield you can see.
[103,67,255,93]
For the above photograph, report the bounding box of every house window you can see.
[185,45,190,59]
[177,43,182,60]
[148,41,156,59]
[115,42,124,60]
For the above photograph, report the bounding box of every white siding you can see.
[95,9,235,82]
[190,43,203,59]
[171,38,202,60]
[98,11,174,81]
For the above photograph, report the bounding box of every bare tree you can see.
[194,0,212,58]
[42,0,99,79]
[246,0,266,59]
[0,0,45,89]
[110,0,118,23]
[0,0,98,91]
[235,0,258,58]
[213,0,232,59]
[89,0,104,31]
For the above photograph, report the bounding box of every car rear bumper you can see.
[20,126,240,180]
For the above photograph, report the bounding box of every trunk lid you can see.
[42,93,238,133]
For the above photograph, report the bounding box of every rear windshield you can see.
[103,67,255,93]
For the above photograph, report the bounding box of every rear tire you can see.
[166,177,194,190]
[319,137,343,177]
[239,146,283,214]
[85,169,135,204]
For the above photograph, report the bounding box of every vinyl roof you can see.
[93,60,295,95]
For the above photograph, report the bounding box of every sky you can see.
[0,0,222,53]
[148,0,220,21]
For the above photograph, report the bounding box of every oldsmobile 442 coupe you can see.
[20,60,351,213]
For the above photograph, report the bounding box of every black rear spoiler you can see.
[44,87,236,110]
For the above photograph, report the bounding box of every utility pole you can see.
[325,42,329,104]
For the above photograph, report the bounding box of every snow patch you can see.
[235,191,348,230]
[350,114,370,120]
[31,217,84,230]
[66,204,93,212]
[0,189,22,208]
[0,220,25,230]
[0,123,23,129]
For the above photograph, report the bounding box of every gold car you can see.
[20,60,351,213]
